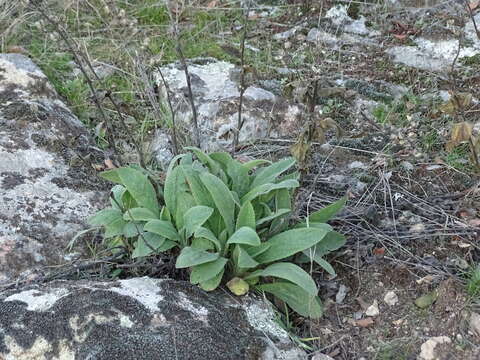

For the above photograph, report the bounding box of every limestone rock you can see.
[0,53,106,285]
[418,336,451,360]
[0,277,305,360]
[152,58,305,164]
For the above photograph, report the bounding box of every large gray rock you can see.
[0,54,106,285]
[386,13,480,72]
[0,277,305,359]
[152,58,305,165]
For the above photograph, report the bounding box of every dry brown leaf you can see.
[290,133,311,166]
[6,45,28,54]
[393,33,408,40]
[439,93,472,115]
[355,317,374,327]
[104,159,116,169]
[207,0,218,8]
[446,121,473,151]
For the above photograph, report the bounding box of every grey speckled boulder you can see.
[0,53,106,284]
[151,58,306,166]
[0,277,306,360]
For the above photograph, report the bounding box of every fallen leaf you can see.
[355,317,374,327]
[416,275,435,285]
[290,133,311,166]
[415,290,438,309]
[439,93,472,115]
[207,0,218,8]
[393,33,408,40]
[446,121,473,151]
[226,277,249,296]
[104,159,116,169]
[373,247,385,256]
[6,45,28,54]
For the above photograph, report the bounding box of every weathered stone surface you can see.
[0,54,106,284]
[386,13,480,72]
[152,58,305,165]
[0,277,305,360]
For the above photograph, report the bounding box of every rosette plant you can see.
[88,147,346,318]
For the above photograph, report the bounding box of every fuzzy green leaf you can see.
[183,206,214,238]
[88,208,122,226]
[241,179,299,204]
[144,219,180,241]
[194,227,222,251]
[200,269,224,291]
[307,196,346,223]
[101,168,159,216]
[176,247,219,268]
[200,172,236,236]
[251,157,296,188]
[256,208,291,227]
[249,263,317,295]
[227,227,261,246]
[256,282,323,318]
[123,208,158,221]
[236,246,259,268]
[255,228,328,264]
[237,201,256,230]
[190,257,228,284]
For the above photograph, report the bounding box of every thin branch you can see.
[30,2,147,168]
[233,0,252,152]
[167,3,201,148]
[157,67,180,155]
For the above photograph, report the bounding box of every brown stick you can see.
[232,0,252,153]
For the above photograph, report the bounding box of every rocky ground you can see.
[1,0,480,359]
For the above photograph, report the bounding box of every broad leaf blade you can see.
[144,220,181,241]
[256,282,323,318]
[256,208,291,227]
[195,227,222,251]
[254,262,317,295]
[227,227,261,246]
[176,247,219,268]
[200,269,224,291]
[241,179,299,204]
[251,157,296,188]
[255,228,328,264]
[236,246,259,268]
[190,257,228,284]
[115,168,159,216]
[236,201,256,230]
[123,207,158,221]
[88,208,122,226]
[183,206,214,238]
[200,172,236,236]
[307,196,346,223]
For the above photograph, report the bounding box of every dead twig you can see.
[232,0,252,152]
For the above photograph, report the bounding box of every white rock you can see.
[469,312,480,338]
[312,354,335,360]
[384,291,399,306]
[365,300,380,317]
[418,336,451,360]
[335,284,348,304]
